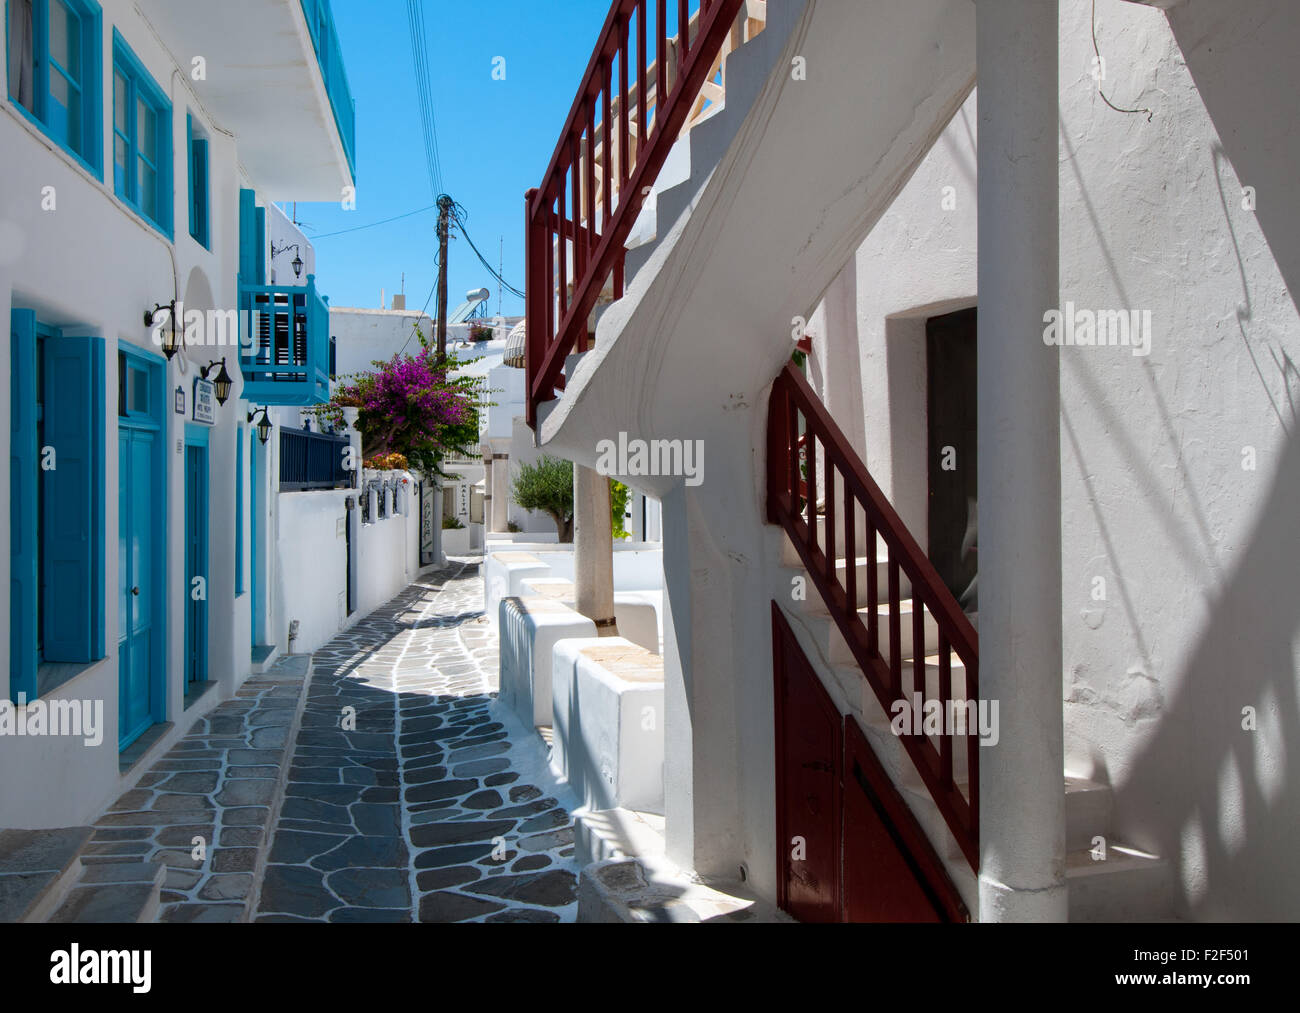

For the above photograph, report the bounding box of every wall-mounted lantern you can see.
[200,358,234,406]
[272,241,305,280]
[145,300,180,360]
[248,406,272,444]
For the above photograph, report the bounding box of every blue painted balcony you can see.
[300,0,357,183]
[240,276,332,406]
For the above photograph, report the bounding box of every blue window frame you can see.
[112,30,172,238]
[10,308,106,702]
[187,113,209,248]
[5,0,103,176]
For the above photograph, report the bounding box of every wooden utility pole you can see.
[435,194,453,362]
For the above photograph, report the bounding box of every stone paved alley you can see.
[79,561,581,923]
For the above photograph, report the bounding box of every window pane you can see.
[7,0,35,110]
[137,98,156,161]
[114,72,128,133]
[129,367,149,414]
[139,157,157,219]
[114,134,128,191]
[50,1,80,83]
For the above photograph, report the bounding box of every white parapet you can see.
[519,578,662,655]
[551,638,665,816]
[498,597,597,730]
[484,551,553,621]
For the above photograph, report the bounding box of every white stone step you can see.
[1065,775,1113,853]
[0,827,95,923]
[804,597,941,666]
[49,860,165,923]
[1067,844,1173,922]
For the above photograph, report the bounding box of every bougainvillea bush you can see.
[317,346,486,478]
[362,452,410,472]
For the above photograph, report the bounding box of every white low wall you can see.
[484,544,665,624]
[355,472,420,620]
[275,489,350,655]
[551,638,665,815]
[275,471,419,655]
[499,597,597,729]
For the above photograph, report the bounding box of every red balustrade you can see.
[524,0,750,428]
[768,362,981,872]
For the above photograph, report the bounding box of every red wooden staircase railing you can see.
[768,362,981,872]
[524,0,749,428]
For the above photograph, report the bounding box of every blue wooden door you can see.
[185,441,209,687]
[118,427,157,748]
[249,432,260,646]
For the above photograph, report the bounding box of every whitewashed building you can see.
[1,0,358,827]
[522,0,1300,921]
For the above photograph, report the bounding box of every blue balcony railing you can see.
[300,0,357,180]
[240,275,331,406]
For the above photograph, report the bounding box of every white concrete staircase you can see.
[538,0,978,459]
[771,526,1176,922]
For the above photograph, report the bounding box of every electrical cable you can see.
[310,203,438,240]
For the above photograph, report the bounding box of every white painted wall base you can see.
[498,597,597,730]
[551,638,665,816]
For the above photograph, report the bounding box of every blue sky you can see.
[290,1,616,320]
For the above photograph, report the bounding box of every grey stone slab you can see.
[312,836,407,873]
[485,908,562,923]
[404,779,478,804]
[198,874,253,902]
[417,890,506,923]
[0,827,94,875]
[325,867,410,909]
[269,831,348,865]
[51,882,158,923]
[452,758,510,778]
[258,865,337,919]
[413,843,499,869]
[161,903,244,923]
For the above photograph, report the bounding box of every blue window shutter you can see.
[9,309,39,700]
[193,137,209,246]
[188,115,197,238]
[239,188,257,281]
[41,333,105,663]
[255,205,267,285]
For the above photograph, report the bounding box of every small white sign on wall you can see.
[192,378,216,425]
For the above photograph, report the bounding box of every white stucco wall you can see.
[1053,0,1300,920]
[804,0,1300,920]
[0,0,332,826]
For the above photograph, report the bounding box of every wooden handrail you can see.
[768,362,981,872]
[525,0,750,428]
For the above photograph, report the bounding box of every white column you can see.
[573,463,617,634]
[976,0,1067,922]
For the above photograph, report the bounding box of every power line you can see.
[451,207,525,300]
[309,204,438,240]
[406,0,445,198]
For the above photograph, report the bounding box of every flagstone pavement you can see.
[83,560,582,923]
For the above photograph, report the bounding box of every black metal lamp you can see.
[145,300,180,360]
[201,358,234,406]
[248,406,272,444]
[272,241,305,280]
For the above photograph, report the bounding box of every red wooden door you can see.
[773,604,969,923]
[773,605,842,922]
[842,718,968,922]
